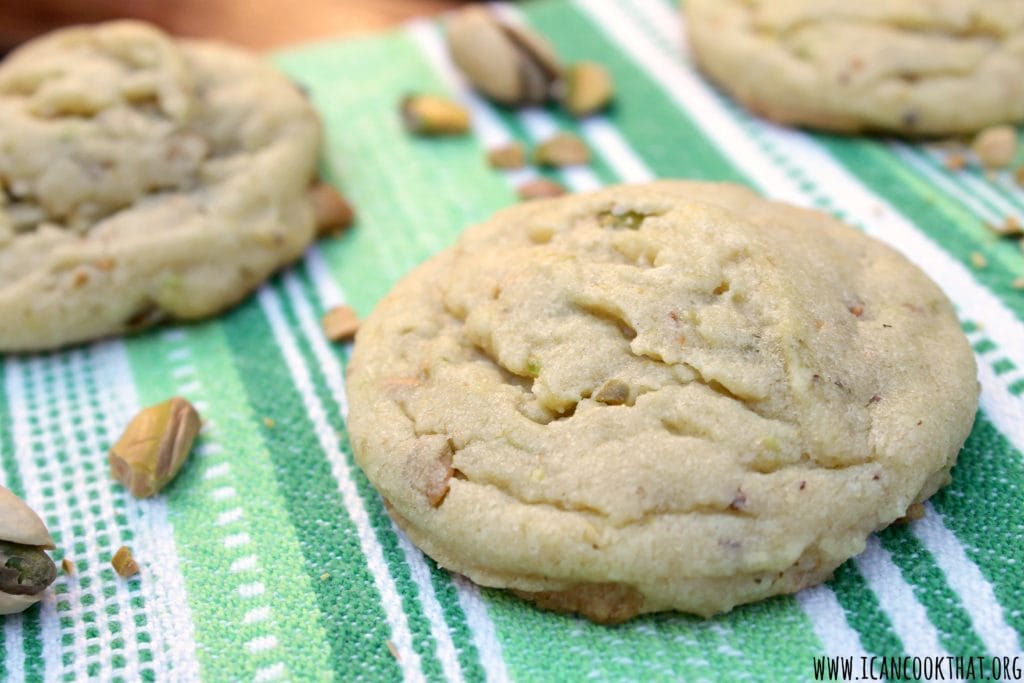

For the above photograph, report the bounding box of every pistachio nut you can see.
[534,132,591,167]
[322,305,360,342]
[401,94,471,136]
[310,183,355,236]
[111,546,140,578]
[0,485,56,615]
[562,62,614,117]
[446,7,562,106]
[109,397,201,499]
[486,142,526,170]
[517,178,568,201]
[971,124,1017,169]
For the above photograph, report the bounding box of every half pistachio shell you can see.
[446,7,562,107]
[0,485,56,615]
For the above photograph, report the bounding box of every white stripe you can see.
[279,267,466,683]
[914,505,1024,654]
[222,533,251,549]
[178,380,203,396]
[256,285,426,683]
[914,146,1024,220]
[452,576,510,683]
[204,463,232,480]
[5,346,205,682]
[3,613,26,682]
[392,522,467,683]
[230,556,260,574]
[238,582,266,599]
[245,636,278,654]
[242,607,273,626]
[216,508,245,526]
[856,537,951,658]
[795,587,870,660]
[211,487,238,502]
[254,662,288,682]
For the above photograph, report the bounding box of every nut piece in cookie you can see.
[685,0,1024,135]
[346,181,978,621]
[0,20,322,351]
[0,486,57,615]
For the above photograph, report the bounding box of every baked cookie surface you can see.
[685,0,1024,135]
[346,181,978,622]
[0,21,320,351]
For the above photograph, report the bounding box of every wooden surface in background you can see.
[0,0,467,52]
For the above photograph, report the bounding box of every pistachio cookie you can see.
[0,21,320,351]
[346,181,978,622]
[686,0,1024,135]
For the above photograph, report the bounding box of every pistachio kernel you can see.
[401,94,471,136]
[0,541,57,596]
[517,178,567,201]
[534,132,590,167]
[594,379,630,405]
[112,546,140,578]
[562,61,614,117]
[598,210,648,230]
[971,125,1018,169]
[322,305,360,342]
[487,143,526,169]
[310,183,354,236]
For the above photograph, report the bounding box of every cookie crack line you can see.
[450,474,757,529]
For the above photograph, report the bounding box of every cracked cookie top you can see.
[346,181,978,620]
[685,0,1024,135]
[0,21,320,350]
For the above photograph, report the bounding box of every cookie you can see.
[346,181,978,622]
[0,21,321,351]
[685,0,1024,135]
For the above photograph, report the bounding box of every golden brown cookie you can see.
[346,181,978,621]
[0,21,320,351]
[686,0,1024,135]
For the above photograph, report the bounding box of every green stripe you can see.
[275,33,518,312]
[906,139,1024,218]
[930,416,1024,645]
[124,322,335,681]
[217,292,402,681]
[269,271,448,682]
[528,6,746,185]
[288,263,486,682]
[877,528,989,656]
[21,610,43,683]
[828,562,905,658]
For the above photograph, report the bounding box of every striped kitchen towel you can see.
[1,0,1022,680]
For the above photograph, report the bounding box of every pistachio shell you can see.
[0,591,42,616]
[446,7,562,106]
[502,21,562,97]
[0,485,54,548]
[447,8,523,105]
